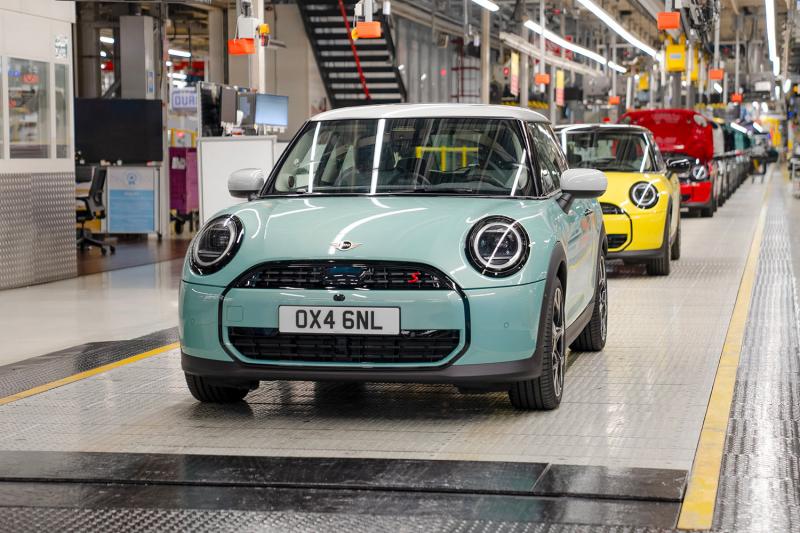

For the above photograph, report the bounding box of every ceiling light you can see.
[166,60,173,67]
[169,72,187,80]
[731,122,748,134]
[608,61,627,74]
[99,36,114,45]
[753,122,764,133]
[713,82,723,93]
[398,64,404,71]
[470,0,500,12]
[525,20,607,65]
[783,78,792,93]
[761,102,769,113]
[169,49,191,58]
[574,0,656,57]
[100,50,107,58]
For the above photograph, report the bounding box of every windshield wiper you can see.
[385,187,486,195]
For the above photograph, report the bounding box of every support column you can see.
[251,0,266,92]
[686,42,694,108]
[519,21,529,109]
[539,0,547,105]
[77,3,101,98]
[480,8,490,103]
[208,8,225,84]
[734,14,740,93]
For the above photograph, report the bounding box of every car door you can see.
[528,123,594,325]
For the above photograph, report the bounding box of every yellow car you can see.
[555,124,688,276]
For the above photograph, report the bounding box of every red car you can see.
[620,109,719,217]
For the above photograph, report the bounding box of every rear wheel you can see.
[646,215,672,276]
[509,278,566,410]
[571,252,608,352]
[185,373,251,403]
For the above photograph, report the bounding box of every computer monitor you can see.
[221,86,238,124]
[237,92,256,126]
[255,94,289,128]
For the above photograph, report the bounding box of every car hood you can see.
[183,196,558,289]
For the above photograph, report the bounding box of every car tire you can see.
[508,277,566,411]
[700,198,714,218]
[185,373,250,403]
[570,252,608,352]
[646,216,671,276]
[670,221,681,261]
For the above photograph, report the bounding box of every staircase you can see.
[298,0,407,108]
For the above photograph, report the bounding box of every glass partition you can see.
[8,58,50,159]
[55,63,70,158]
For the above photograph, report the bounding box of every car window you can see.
[650,134,666,171]
[269,118,533,196]
[528,122,563,194]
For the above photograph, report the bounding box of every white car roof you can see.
[311,103,549,123]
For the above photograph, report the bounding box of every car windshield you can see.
[559,130,656,172]
[264,118,533,196]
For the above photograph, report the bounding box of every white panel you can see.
[198,136,277,223]
[1,1,75,23]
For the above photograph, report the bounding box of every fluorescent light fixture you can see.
[525,20,607,65]
[166,60,173,67]
[172,80,187,88]
[574,0,656,57]
[753,122,764,133]
[99,36,114,45]
[761,102,769,113]
[169,72,187,80]
[100,50,107,58]
[774,85,781,100]
[470,0,499,11]
[731,122,748,134]
[713,82,723,93]
[766,0,777,61]
[783,78,792,93]
[169,49,191,58]
[608,61,627,74]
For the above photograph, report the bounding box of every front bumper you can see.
[180,279,546,384]
[602,209,668,257]
[680,180,713,208]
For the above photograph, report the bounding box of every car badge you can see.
[331,240,362,251]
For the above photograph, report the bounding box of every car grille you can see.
[235,261,453,290]
[607,234,628,250]
[600,202,624,215]
[228,327,460,364]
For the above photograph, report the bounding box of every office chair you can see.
[76,167,116,255]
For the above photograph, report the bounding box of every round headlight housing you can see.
[629,181,659,209]
[467,216,530,277]
[691,163,708,181]
[191,215,243,274]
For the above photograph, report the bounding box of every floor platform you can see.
[0,170,797,531]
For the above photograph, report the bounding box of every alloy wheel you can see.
[551,286,566,398]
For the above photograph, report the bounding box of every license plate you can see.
[278,306,400,335]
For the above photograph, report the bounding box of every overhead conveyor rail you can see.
[298,0,407,108]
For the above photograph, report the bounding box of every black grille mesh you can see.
[607,234,628,250]
[235,262,451,290]
[600,202,624,215]
[228,327,460,364]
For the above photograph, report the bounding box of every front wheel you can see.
[646,215,672,276]
[508,278,566,410]
[670,221,681,261]
[185,373,251,403]
[571,252,608,352]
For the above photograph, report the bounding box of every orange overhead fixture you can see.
[534,73,551,85]
[709,68,724,81]
[352,21,382,39]
[731,93,743,103]
[657,12,680,31]
[608,95,621,105]
[228,38,255,55]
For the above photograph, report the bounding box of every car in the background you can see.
[621,109,719,217]
[556,124,687,275]
[180,104,609,411]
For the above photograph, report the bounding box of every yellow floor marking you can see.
[677,176,772,530]
[0,342,180,406]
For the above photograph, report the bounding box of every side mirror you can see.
[558,168,607,212]
[666,158,692,174]
[228,168,266,199]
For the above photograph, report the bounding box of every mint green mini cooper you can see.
[181,104,608,410]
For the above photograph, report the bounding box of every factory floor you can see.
[0,168,796,531]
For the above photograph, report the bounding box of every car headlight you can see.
[466,216,530,277]
[191,215,244,274]
[691,164,708,181]
[629,181,659,209]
